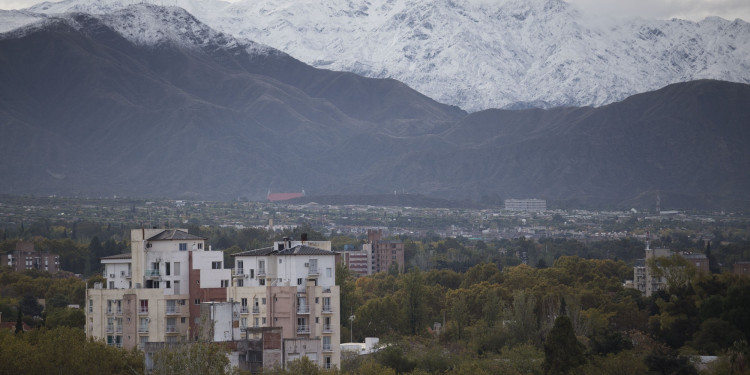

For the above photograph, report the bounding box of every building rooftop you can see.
[100,253,132,260]
[146,229,206,241]
[234,245,334,257]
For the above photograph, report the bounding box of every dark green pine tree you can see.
[705,241,720,274]
[15,304,23,334]
[543,316,586,375]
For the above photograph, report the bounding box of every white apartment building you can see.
[504,199,547,212]
[86,229,230,349]
[88,230,341,371]
[228,237,341,369]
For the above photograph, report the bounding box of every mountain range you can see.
[3,0,749,111]
[1,4,749,210]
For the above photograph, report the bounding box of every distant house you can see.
[1,242,61,273]
[340,230,404,277]
[733,261,750,277]
[267,190,305,202]
[631,243,708,296]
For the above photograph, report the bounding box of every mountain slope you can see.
[0,5,463,199]
[1,5,748,210]
[7,0,750,111]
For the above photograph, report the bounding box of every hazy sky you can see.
[1,0,749,21]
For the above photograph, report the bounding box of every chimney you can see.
[301,233,308,243]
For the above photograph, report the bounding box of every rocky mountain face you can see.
[6,0,750,111]
[1,5,748,210]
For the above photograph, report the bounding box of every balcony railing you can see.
[166,306,179,315]
[296,325,310,334]
[144,269,160,277]
[116,325,123,333]
[297,305,310,314]
[323,324,333,333]
[252,306,260,314]
[106,325,114,333]
[240,306,249,314]
[116,309,122,315]
[322,305,334,314]
[138,308,149,315]
[139,326,149,333]
[323,344,332,352]
[308,267,319,276]
[231,268,244,278]
[166,325,177,333]
[258,269,266,276]
[121,270,131,278]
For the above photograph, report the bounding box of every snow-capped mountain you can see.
[4,0,750,111]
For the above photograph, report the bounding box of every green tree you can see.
[401,269,426,335]
[152,341,239,375]
[543,316,586,375]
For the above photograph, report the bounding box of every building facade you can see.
[2,242,61,273]
[87,229,341,370]
[86,229,230,349]
[504,199,547,212]
[632,244,708,296]
[228,238,341,369]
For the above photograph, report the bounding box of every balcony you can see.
[308,267,319,276]
[116,325,123,333]
[323,324,333,333]
[297,305,310,314]
[240,306,249,314]
[138,308,149,315]
[252,306,260,314]
[322,305,334,314]
[144,269,160,279]
[166,325,178,333]
[323,344,333,352]
[121,270,131,279]
[166,306,179,315]
[231,268,244,278]
[115,309,123,316]
[138,326,149,333]
[106,325,114,333]
[258,269,266,276]
[296,325,310,334]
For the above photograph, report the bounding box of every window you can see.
[194,299,200,305]
[262,317,267,325]
[197,243,203,249]
[326,268,332,277]
[88,299,93,313]
[297,278,303,285]
[174,262,180,276]
[181,317,186,324]
[221,280,229,288]
[165,262,171,276]
[240,317,247,329]
[165,281,171,288]
[109,281,115,289]
[212,261,222,269]
[139,300,148,314]
[139,318,149,332]
[279,259,282,264]
[179,243,187,251]
[236,279,243,287]
[254,317,259,327]
[261,298,266,305]
[259,279,265,286]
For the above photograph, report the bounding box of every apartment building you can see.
[368,229,404,274]
[88,229,341,370]
[504,199,547,212]
[2,241,61,273]
[86,229,230,349]
[632,243,708,296]
[228,237,341,369]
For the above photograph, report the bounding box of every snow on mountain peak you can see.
[3,0,750,111]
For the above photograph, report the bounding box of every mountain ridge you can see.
[1,5,748,210]
[3,0,749,111]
